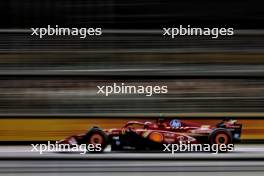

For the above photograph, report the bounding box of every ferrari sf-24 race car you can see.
[59,118,242,152]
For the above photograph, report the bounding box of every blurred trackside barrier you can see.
[0,114,264,141]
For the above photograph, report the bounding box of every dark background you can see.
[1,0,264,29]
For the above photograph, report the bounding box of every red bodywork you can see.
[59,118,242,151]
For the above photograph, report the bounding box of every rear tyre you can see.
[82,127,108,153]
[208,128,233,153]
[209,128,233,145]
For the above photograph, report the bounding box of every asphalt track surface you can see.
[0,144,263,176]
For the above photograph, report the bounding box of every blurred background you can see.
[0,1,264,175]
[0,0,263,143]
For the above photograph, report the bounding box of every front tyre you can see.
[82,127,108,153]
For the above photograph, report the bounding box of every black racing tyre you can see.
[209,128,233,145]
[82,127,108,153]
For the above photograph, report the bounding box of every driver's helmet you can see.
[169,119,181,128]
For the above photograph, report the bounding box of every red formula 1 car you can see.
[59,118,242,152]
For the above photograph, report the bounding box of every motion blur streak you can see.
[0,118,262,141]
[0,53,264,76]
[1,78,264,114]
[0,30,264,53]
